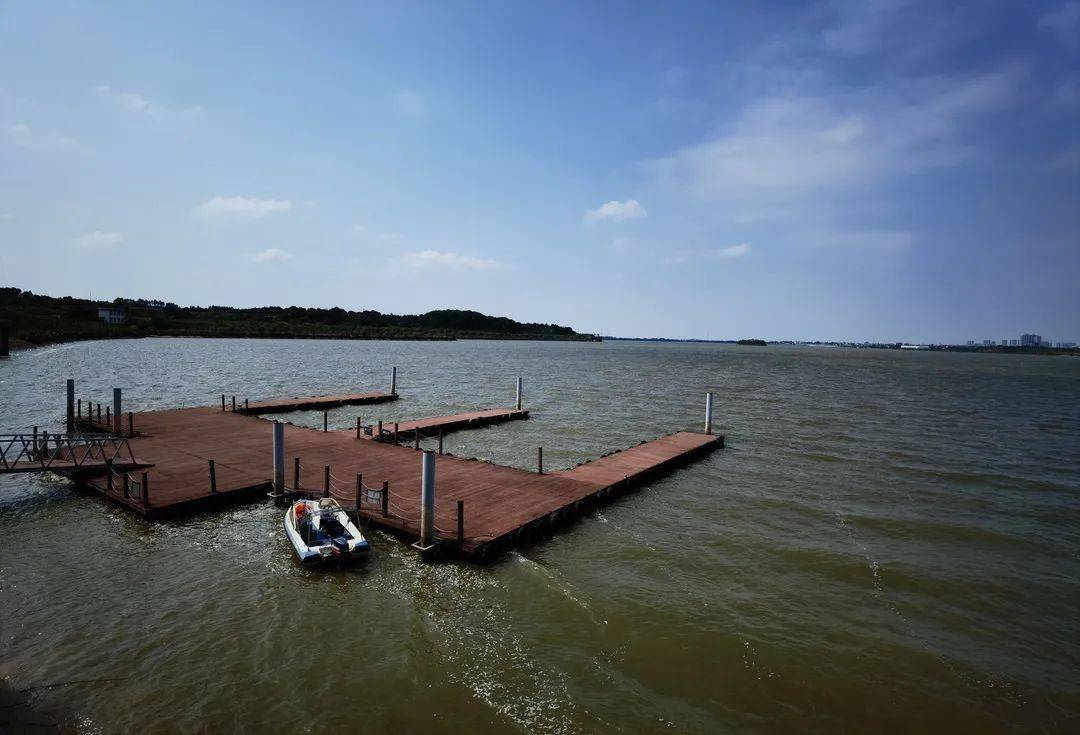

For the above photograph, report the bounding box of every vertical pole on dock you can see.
[390,366,397,395]
[244,398,249,414]
[32,426,38,456]
[420,451,436,547]
[0,320,9,358]
[355,474,362,513]
[377,420,383,442]
[113,388,122,435]
[323,465,330,498]
[457,500,464,545]
[538,447,543,475]
[141,472,149,506]
[294,457,300,490]
[393,423,399,444]
[221,394,226,411]
[209,459,217,493]
[356,417,361,440]
[414,432,419,450]
[323,411,328,433]
[381,481,389,517]
[105,406,111,431]
[272,421,285,493]
[66,379,75,432]
[705,391,714,436]
[515,376,523,410]
[438,430,444,455]
[77,399,82,421]
[128,412,133,438]
[231,396,236,412]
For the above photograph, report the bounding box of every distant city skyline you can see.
[1,2,1078,342]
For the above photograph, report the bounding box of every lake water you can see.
[1,338,1078,733]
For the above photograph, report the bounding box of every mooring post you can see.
[105,405,111,431]
[355,473,362,513]
[128,411,133,438]
[705,391,714,436]
[221,394,226,412]
[381,481,389,517]
[244,398,249,414]
[113,388,122,435]
[272,421,285,493]
[231,396,236,412]
[323,411,328,433]
[293,457,300,490]
[77,398,82,421]
[538,446,543,475]
[356,416,361,440]
[208,459,217,493]
[390,366,397,395]
[438,430,444,455]
[32,426,38,456]
[141,471,149,506]
[457,500,464,544]
[420,450,436,547]
[96,403,101,425]
[66,379,75,432]
[393,422,399,444]
[324,465,330,498]
[414,431,419,450]
[515,376,523,410]
[377,420,383,442]
[0,320,9,358]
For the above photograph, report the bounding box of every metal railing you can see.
[0,433,139,474]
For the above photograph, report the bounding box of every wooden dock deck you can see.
[238,391,398,414]
[367,408,529,440]
[60,393,722,559]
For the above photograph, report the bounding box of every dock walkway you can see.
[63,393,722,559]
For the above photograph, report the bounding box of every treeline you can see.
[0,288,598,346]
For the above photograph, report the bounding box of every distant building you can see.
[1009,339,1019,346]
[1058,342,1077,349]
[966,340,976,346]
[983,339,994,346]
[1001,339,1008,345]
[97,307,127,325]
[1020,333,1042,346]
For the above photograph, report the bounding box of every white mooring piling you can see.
[113,388,122,434]
[515,376,523,410]
[272,421,285,492]
[419,450,436,549]
[705,391,714,435]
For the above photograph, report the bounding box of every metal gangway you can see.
[0,432,150,475]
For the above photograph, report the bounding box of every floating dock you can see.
[40,384,723,560]
[237,391,398,415]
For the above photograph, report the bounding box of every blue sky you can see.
[1,1,1077,342]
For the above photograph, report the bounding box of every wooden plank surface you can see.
[66,398,721,557]
[239,392,398,414]
[365,408,529,439]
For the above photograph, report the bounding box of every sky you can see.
[0,1,1077,343]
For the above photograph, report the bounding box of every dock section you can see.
[56,391,723,559]
[238,391,398,414]
[368,408,529,441]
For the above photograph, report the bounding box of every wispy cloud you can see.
[1039,2,1080,40]
[715,242,751,258]
[665,242,752,264]
[69,231,124,250]
[251,247,292,263]
[375,232,404,242]
[393,89,425,116]
[584,199,647,224]
[92,85,203,118]
[197,196,292,218]
[402,249,502,270]
[2,122,75,150]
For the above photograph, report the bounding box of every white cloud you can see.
[393,89,425,116]
[375,232,404,242]
[402,249,502,270]
[714,242,751,258]
[1039,2,1080,39]
[197,196,292,218]
[2,122,75,150]
[251,247,292,263]
[92,85,203,118]
[584,199,647,223]
[69,231,124,250]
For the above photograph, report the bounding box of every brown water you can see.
[0,338,1078,733]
